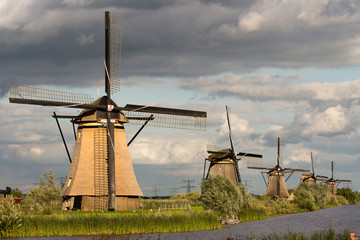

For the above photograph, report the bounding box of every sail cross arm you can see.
[237,152,263,158]
[123,104,207,131]
[284,168,310,172]
[247,166,272,170]
[335,179,351,183]
[123,104,207,118]
[9,97,105,110]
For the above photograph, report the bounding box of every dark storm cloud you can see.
[1,0,360,96]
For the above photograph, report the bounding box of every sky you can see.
[1,0,360,196]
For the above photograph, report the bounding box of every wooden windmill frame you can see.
[325,161,351,194]
[203,106,262,185]
[248,138,310,198]
[301,152,328,184]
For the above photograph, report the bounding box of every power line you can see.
[183,179,195,193]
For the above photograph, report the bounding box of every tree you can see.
[10,188,23,199]
[337,188,357,204]
[5,187,11,195]
[23,169,61,213]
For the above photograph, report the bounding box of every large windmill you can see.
[203,106,262,185]
[301,152,328,184]
[325,161,351,194]
[8,12,207,211]
[248,138,310,198]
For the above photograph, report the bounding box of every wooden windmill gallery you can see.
[9,12,207,211]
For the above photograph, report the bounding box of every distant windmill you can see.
[301,152,328,184]
[203,106,262,185]
[248,138,310,198]
[325,161,351,194]
[8,12,207,211]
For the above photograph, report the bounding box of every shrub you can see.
[0,195,23,237]
[293,182,332,210]
[293,187,315,211]
[170,191,201,205]
[329,195,338,205]
[336,188,358,204]
[336,195,348,205]
[310,183,332,207]
[266,197,295,215]
[200,175,243,217]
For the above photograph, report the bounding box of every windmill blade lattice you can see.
[123,104,206,131]
[9,84,94,106]
[109,12,123,95]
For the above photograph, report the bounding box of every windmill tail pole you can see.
[127,114,153,146]
[277,137,280,166]
[52,112,72,163]
[105,11,116,211]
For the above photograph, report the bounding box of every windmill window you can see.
[67,178,72,187]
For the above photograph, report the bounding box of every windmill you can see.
[203,106,262,185]
[8,12,207,211]
[325,161,351,194]
[248,138,310,198]
[301,152,328,184]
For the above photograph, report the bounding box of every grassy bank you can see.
[5,211,220,238]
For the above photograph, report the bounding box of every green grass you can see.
[6,210,220,238]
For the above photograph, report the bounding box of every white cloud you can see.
[180,75,360,106]
[304,105,349,135]
[76,33,94,45]
[30,147,44,155]
[62,0,94,7]
[129,134,206,165]
[238,12,263,32]
[288,147,315,163]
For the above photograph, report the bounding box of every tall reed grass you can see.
[247,228,352,240]
[238,209,268,222]
[141,199,191,210]
[6,211,220,238]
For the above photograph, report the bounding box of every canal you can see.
[15,204,360,240]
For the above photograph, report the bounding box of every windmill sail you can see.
[123,104,206,131]
[108,12,123,95]
[9,84,94,107]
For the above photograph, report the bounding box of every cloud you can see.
[303,105,349,136]
[180,75,360,106]
[76,33,94,45]
[1,0,360,96]
[238,12,263,32]
[128,133,206,165]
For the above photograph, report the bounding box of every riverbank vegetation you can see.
[200,175,360,218]
[1,171,360,238]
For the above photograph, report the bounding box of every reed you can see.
[247,228,352,240]
[238,209,268,222]
[7,211,220,238]
[140,199,191,210]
